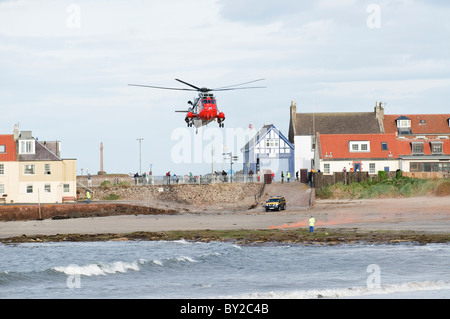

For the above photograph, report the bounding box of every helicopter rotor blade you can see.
[212,78,266,90]
[174,79,204,91]
[128,84,197,91]
[212,86,266,91]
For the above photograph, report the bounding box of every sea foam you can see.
[53,261,140,277]
[222,280,450,299]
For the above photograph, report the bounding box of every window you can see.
[0,145,5,153]
[411,143,424,155]
[349,141,370,152]
[0,184,4,194]
[266,139,279,148]
[0,164,4,175]
[19,140,35,154]
[397,120,411,128]
[381,142,388,151]
[44,164,51,175]
[44,184,51,193]
[431,142,443,154]
[63,184,70,193]
[26,185,33,193]
[324,163,330,174]
[410,162,450,172]
[369,163,376,174]
[23,164,35,175]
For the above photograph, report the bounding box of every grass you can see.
[104,193,120,200]
[316,177,449,199]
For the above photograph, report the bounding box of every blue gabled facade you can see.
[241,124,295,177]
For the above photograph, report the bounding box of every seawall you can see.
[0,203,178,222]
[80,183,263,205]
[0,183,264,222]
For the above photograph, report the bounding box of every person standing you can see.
[287,171,290,183]
[308,216,316,233]
[281,171,284,184]
[86,190,91,204]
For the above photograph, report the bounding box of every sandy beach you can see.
[1,196,449,240]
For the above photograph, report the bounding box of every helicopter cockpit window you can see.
[202,99,209,104]
[211,99,216,104]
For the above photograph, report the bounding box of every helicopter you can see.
[128,78,265,130]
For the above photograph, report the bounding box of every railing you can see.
[77,174,263,188]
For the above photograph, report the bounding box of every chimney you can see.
[288,100,297,143]
[375,101,385,133]
[13,124,19,141]
[375,101,384,120]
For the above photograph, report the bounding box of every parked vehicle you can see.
[265,196,286,211]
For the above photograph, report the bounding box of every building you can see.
[241,124,295,178]
[0,125,77,204]
[316,133,450,175]
[0,134,19,203]
[289,100,450,175]
[288,101,384,173]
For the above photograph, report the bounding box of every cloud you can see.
[0,0,449,174]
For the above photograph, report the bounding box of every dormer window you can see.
[349,141,370,152]
[396,116,412,135]
[411,142,424,155]
[430,142,443,154]
[19,140,35,154]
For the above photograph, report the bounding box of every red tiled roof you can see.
[0,135,17,161]
[318,133,450,159]
[383,114,450,135]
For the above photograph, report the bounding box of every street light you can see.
[137,138,144,174]
[222,152,239,183]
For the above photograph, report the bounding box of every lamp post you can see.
[137,138,144,175]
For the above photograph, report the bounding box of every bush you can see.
[378,170,387,181]
[434,179,450,196]
[100,180,112,188]
[104,193,120,200]
[117,181,131,188]
[319,176,442,199]
[316,186,333,199]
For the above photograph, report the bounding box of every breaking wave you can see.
[225,280,450,299]
[53,261,140,277]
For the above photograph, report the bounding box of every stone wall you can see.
[0,203,177,222]
[80,183,264,205]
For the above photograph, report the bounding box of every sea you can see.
[1,240,449,300]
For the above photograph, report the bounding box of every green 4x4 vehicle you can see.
[265,196,286,211]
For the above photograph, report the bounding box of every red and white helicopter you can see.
[129,78,265,130]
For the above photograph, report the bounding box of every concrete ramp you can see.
[261,182,312,210]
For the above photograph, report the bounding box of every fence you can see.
[312,170,449,189]
[77,173,263,188]
[311,171,400,189]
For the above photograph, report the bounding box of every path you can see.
[260,182,312,210]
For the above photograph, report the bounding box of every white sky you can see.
[0,0,449,175]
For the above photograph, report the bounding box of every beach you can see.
[1,196,449,240]
[2,195,450,300]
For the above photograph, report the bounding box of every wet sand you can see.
[1,196,449,239]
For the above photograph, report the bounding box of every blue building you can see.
[241,124,295,178]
